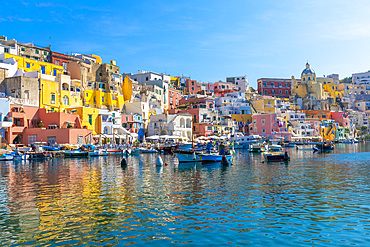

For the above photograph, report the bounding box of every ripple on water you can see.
[0,144,369,246]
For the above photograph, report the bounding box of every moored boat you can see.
[199,153,233,163]
[174,150,201,163]
[64,150,89,158]
[249,143,265,152]
[263,151,290,162]
[313,142,334,153]
[106,149,123,155]
[89,149,108,156]
[0,153,13,161]
[29,152,52,160]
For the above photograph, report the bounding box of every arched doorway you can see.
[13,134,23,144]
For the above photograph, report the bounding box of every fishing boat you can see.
[29,152,52,160]
[199,153,233,163]
[283,142,296,148]
[12,153,30,161]
[106,149,123,155]
[139,147,158,153]
[249,143,265,152]
[174,150,201,163]
[63,149,89,158]
[89,149,108,156]
[263,151,290,162]
[230,135,263,149]
[313,142,334,153]
[0,153,13,161]
[41,145,60,151]
[263,141,289,162]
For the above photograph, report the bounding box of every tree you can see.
[339,77,352,84]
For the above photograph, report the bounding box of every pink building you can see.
[250,113,291,140]
[331,112,350,128]
[7,106,92,145]
[186,79,201,94]
[168,87,181,110]
[213,81,237,93]
[7,105,39,144]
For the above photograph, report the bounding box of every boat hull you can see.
[175,151,201,163]
[263,152,289,162]
[199,154,232,163]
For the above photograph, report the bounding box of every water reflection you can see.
[0,143,369,246]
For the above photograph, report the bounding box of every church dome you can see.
[301,62,315,76]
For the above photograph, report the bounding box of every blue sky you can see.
[1,0,370,88]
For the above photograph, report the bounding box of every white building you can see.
[124,101,150,128]
[148,113,192,140]
[353,71,370,85]
[0,53,18,78]
[0,36,18,55]
[226,76,249,92]
[128,71,163,84]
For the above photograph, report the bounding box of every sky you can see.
[1,0,370,88]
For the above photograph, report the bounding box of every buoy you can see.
[231,163,233,166]
[121,157,127,166]
[156,156,163,166]
[165,163,168,166]
[192,152,196,160]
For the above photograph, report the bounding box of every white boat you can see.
[89,149,108,156]
[13,154,30,161]
[0,153,13,161]
[139,147,158,153]
[230,135,263,149]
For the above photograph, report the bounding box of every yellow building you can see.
[68,106,100,135]
[39,74,84,112]
[4,53,64,77]
[252,98,276,114]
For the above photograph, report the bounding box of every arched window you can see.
[63,96,69,105]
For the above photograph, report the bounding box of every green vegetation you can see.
[339,77,352,83]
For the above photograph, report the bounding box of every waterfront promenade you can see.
[0,143,369,246]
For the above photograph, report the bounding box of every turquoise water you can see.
[0,143,370,246]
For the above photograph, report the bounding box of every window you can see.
[44,51,47,56]
[28,135,37,144]
[285,83,288,87]
[192,82,194,85]
[285,90,288,94]
[264,90,267,94]
[21,47,25,51]
[262,128,265,134]
[63,96,69,105]
[24,90,29,99]
[88,115,93,125]
[279,89,282,94]
[51,93,56,104]
[26,63,31,68]
[41,66,46,74]
[35,49,39,54]
[102,97,104,102]
[279,83,282,87]
[55,60,59,65]
[53,69,57,76]
[262,119,265,125]
[4,47,9,53]
[62,62,67,70]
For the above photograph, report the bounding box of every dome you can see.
[301,62,315,76]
